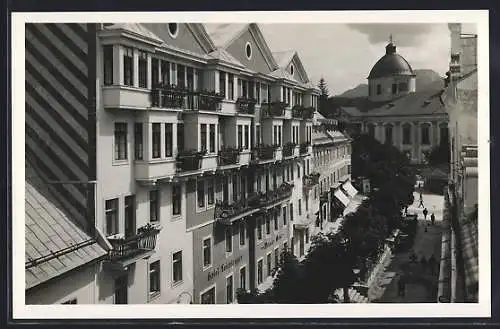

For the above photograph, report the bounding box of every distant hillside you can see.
[336,69,444,98]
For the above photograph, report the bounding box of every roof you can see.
[268,67,297,82]
[312,128,334,145]
[25,165,106,290]
[208,48,244,67]
[104,23,163,43]
[339,89,447,118]
[204,24,248,48]
[272,50,296,68]
[368,43,415,79]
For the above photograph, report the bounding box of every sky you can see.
[259,23,477,96]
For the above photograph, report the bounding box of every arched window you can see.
[421,123,431,145]
[402,123,412,145]
[385,124,393,145]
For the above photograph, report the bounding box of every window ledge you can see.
[112,160,129,166]
[172,280,184,289]
[171,214,182,222]
[202,265,213,272]
[148,291,161,302]
[103,85,151,94]
[146,158,176,164]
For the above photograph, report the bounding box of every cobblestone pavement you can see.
[369,192,444,303]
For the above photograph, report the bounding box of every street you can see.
[369,192,445,303]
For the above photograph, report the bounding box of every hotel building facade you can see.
[25,22,320,304]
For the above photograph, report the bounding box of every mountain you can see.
[335,69,444,98]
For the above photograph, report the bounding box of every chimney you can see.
[448,23,462,80]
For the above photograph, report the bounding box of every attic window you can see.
[245,42,252,60]
[168,23,179,38]
[290,64,294,75]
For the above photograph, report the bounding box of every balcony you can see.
[176,149,206,172]
[251,144,278,163]
[292,105,315,119]
[255,182,294,209]
[299,142,311,155]
[151,84,187,109]
[135,159,176,183]
[103,85,151,110]
[106,223,161,270]
[282,142,297,158]
[236,97,257,114]
[214,196,261,225]
[218,147,241,167]
[294,213,314,229]
[303,173,320,190]
[261,102,287,118]
[194,90,224,112]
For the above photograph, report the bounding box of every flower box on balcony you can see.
[282,142,296,157]
[176,149,206,172]
[292,105,305,118]
[261,102,287,118]
[151,84,188,109]
[108,223,161,261]
[236,97,257,114]
[218,147,241,166]
[299,142,309,154]
[252,144,276,161]
[303,172,320,187]
[196,90,224,112]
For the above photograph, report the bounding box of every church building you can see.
[337,37,449,164]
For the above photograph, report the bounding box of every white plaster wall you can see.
[368,75,416,102]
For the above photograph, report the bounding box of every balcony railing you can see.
[282,142,296,157]
[256,182,294,208]
[151,85,223,111]
[196,90,224,112]
[299,142,310,155]
[176,149,206,172]
[236,97,257,114]
[292,105,315,119]
[108,224,160,262]
[214,196,261,225]
[218,147,241,166]
[303,173,320,188]
[261,102,287,118]
[251,144,278,162]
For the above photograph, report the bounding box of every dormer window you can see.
[168,23,179,38]
[245,42,252,60]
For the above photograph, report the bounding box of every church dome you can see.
[368,42,415,79]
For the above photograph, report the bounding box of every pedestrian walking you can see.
[431,213,436,226]
[420,256,428,273]
[418,194,424,208]
[423,208,428,220]
[428,254,437,275]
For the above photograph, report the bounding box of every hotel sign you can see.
[261,234,284,250]
[207,255,243,282]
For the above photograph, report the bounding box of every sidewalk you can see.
[369,193,444,303]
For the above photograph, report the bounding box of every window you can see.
[168,23,178,37]
[103,45,113,85]
[152,123,161,159]
[257,218,263,240]
[197,179,205,208]
[239,222,246,246]
[257,259,263,284]
[225,227,233,253]
[266,215,271,235]
[150,190,159,222]
[114,123,128,161]
[207,178,215,205]
[283,205,287,226]
[201,287,215,304]
[245,42,252,59]
[200,124,207,152]
[421,124,430,145]
[219,71,226,97]
[403,123,412,145]
[151,58,159,87]
[278,126,282,147]
[240,267,246,290]
[232,174,238,202]
[385,125,393,145]
[203,237,212,268]
[134,123,143,160]
[177,64,185,88]
[172,183,181,216]
[298,199,302,216]
[297,164,300,178]
[376,84,381,95]
[225,275,234,304]
[256,125,261,147]
[161,60,170,85]
[238,125,243,149]
[105,199,118,236]
[274,212,279,230]
[392,83,397,95]
[267,253,272,277]
[138,50,148,88]
[244,125,249,150]
[228,73,234,100]
[367,124,375,138]
[209,124,216,153]
[223,176,229,202]
[165,123,173,157]
[306,229,310,244]
[177,123,184,152]
[256,82,261,103]
[62,298,77,304]
[274,248,279,268]
[290,203,295,222]
[124,195,135,238]
[123,47,134,86]
[149,261,160,297]
[172,251,183,283]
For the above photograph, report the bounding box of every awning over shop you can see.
[342,181,358,198]
[334,189,350,208]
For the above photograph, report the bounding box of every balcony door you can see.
[124,195,136,239]
[114,275,128,304]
